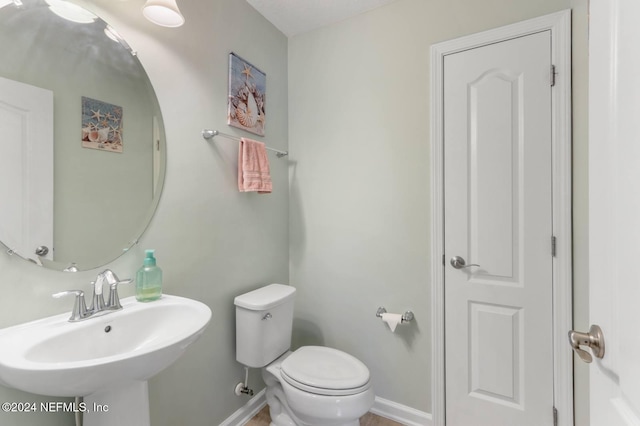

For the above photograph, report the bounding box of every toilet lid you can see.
[280,346,370,396]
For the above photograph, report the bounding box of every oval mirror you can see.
[0,0,166,271]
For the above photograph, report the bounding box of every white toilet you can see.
[235,283,374,426]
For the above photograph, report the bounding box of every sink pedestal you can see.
[84,381,150,426]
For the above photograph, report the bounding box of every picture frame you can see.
[81,96,123,153]
[227,52,266,136]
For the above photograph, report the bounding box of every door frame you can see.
[429,10,573,426]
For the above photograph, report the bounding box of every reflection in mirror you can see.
[0,0,166,271]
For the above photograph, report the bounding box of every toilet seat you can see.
[280,346,371,396]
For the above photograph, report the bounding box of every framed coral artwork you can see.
[228,52,266,136]
[81,96,123,153]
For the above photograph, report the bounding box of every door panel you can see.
[589,0,640,424]
[469,70,519,279]
[444,31,553,426]
[469,302,523,406]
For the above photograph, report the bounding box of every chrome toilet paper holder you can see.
[376,307,414,323]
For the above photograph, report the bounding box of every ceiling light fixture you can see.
[142,0,184,28]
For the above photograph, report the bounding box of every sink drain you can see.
[104,325,112,333]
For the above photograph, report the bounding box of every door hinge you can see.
[553,406,558,426]
[551,236,557,257]
[551,65,557,87]
[442,254,446,266]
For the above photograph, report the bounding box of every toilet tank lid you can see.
[234,284,296,310]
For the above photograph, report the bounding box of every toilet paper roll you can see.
[381,313,403,332]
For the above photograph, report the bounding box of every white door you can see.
[443,31,554,425]
[587,0,640,423]
[0,76,54,261]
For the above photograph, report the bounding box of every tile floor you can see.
[245,405,405,426]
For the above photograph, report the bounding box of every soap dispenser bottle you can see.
[136,249,162,302]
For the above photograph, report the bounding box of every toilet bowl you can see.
[235,284,375,426]
[264,347,375,426]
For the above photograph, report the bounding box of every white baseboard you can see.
[219,389,267,426]
[219,391,432,426]
[370,396,432,426]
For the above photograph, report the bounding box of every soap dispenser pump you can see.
[136,249,162,302]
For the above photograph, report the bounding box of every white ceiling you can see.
[246,0,400,37]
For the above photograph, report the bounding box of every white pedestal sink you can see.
[0,295,211,426]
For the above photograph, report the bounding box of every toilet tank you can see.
[234,284,296,368]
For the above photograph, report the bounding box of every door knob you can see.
[450,256,480,270]
[568,324,605,363]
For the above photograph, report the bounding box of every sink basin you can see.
[0,294,211,426]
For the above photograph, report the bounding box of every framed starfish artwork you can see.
[228,52,266,136]
[81,96,124,153]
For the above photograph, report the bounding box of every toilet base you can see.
[265,383,297,426]
[266,400,359,426]
[262,351,374,426]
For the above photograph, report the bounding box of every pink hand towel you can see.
[238,137,272,193]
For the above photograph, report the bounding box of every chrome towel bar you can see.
[202,129,288,158]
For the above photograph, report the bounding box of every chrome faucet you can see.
[53,269,132,322]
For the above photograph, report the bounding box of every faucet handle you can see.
[53,290,88,322]
[88,280,106,312]
[106,278,133,310]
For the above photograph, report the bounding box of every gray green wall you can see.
[288,0,589,419]
[0,0,591,424]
